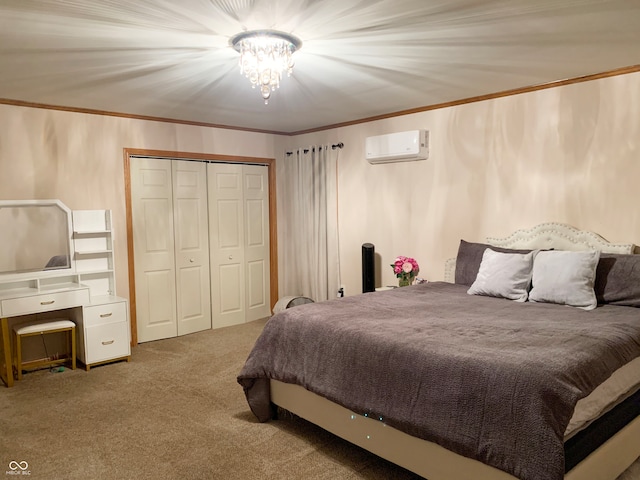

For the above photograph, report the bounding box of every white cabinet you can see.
[74,301,130,367]
[72,210,131,370]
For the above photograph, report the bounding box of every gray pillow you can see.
[595,253,640,307]
[454,239,532,286]
[529,250,601,310]
[467,249,536,302]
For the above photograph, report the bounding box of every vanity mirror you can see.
[0,199,74,278]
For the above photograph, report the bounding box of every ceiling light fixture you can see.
[230,30,302,104]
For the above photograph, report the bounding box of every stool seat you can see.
[14,319,76,335]
[12,318,76,380]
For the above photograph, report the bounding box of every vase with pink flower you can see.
[391,256,419,287]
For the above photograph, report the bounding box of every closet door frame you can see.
[123,148,277,346]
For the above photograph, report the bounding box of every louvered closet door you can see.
[208,163,270,328]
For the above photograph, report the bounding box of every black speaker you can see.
[362,243,375,293]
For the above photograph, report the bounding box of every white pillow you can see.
[529,250,601,310]
[467,248,536,302]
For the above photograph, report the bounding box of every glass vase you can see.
[398,275,412,287]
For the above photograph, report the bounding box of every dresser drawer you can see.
[85,321,130,364]
[83,301,127,327]
[1,288,90,317]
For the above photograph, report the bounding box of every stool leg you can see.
[70,327,76,370]
[15,333,23,381]
[11,330,17,381]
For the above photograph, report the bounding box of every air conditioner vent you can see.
[365,130,429,164]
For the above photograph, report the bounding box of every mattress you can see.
[567,355,640,439]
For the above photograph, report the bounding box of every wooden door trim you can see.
[123,148,278,346]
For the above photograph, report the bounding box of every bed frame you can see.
[270,223,640,480]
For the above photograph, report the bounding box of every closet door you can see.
[208,163,246,328]
[131,158,211,343]
[131,158,178,342]
[243,164,271,322]
[172,161,212,336]
[208,163,270,328]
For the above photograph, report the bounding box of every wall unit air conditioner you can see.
[365,130,429,164]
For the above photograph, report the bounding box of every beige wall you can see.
[0,105,275,298]
[1,70,638,301]
[281,71,640,295]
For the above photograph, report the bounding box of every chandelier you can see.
[230,30,302,104]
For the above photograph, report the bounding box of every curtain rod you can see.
[286,142,344,156]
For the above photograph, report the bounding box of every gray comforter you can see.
[238,282,640,480]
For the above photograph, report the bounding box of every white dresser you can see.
[73,296,130,369]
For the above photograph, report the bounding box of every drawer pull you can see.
[102,340,115,346]
[40,300,55,305]
[99,312,113,318]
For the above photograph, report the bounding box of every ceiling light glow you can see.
[230,30,302,104]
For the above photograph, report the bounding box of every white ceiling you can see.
[1,0,639,134]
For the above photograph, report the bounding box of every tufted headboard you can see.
[444,222,635,283]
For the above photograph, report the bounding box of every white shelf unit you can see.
[72,210,115,298]
[72,210,130,370]
[0,274,83,296]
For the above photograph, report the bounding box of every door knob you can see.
[228,255,233,260]
[189,258,195,263]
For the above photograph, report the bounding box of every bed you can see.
[238,223,640,480]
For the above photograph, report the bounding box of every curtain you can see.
[280,145,340,301]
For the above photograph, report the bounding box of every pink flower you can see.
[390,255,419,278]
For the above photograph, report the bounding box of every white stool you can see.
[13,319,76,380]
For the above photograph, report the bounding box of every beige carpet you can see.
[1,318,639,480]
